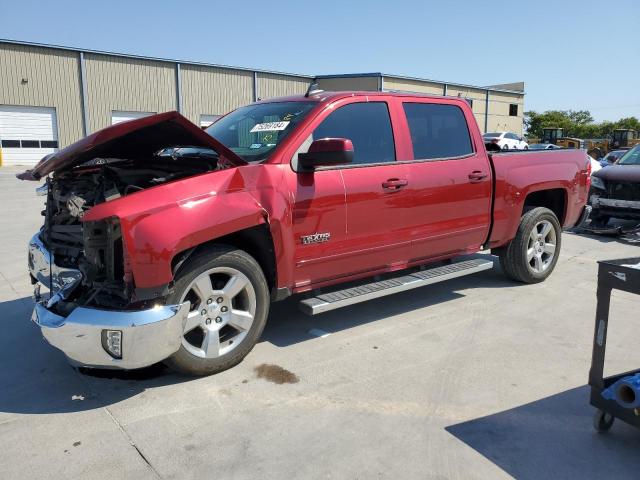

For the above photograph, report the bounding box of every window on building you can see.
[509,104,518,116]
[20,140,40,148]
[200,114,221,129]
[402,103,473,160]
[40,140,59,148]
[1,140,20,148]
[311,102,396,165]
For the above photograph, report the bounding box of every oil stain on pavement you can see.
[254,364,299,384]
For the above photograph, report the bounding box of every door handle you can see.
[382,178,408,191]
[468,171,488,183]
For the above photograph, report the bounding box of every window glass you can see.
[403,103,473,159]
[40,140,59,148]
[311,102,395,165]
[618,144,640,165]
[21,140,40,148]
[509,104,518,116]
[205,102,316,162]
[1,139,20,148]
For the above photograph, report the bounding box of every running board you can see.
[298,258,494,315]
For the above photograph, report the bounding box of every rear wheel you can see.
[498,207,561,283]
[502,144,509,150]
[164,245,269,376]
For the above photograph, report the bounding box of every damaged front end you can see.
[23,112,245,369]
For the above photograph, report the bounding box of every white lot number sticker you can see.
[250,121,290,133]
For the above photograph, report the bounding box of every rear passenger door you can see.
[400,101,492,262]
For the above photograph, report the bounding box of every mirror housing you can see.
[298,138,354,171]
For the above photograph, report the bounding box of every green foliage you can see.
[524,110,640,140]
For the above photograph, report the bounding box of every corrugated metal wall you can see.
[0,41,526,157]
[0,44,83,147]
[316,76,380,92]
[181,65,254,124]
[383,76,443,95]
[84,54,177,132]
[257,73,309,100]
[486,91,525,135]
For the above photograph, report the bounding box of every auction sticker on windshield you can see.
[250,121,290,133]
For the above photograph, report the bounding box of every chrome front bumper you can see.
[28,232,189,369]
[32,301,189,369]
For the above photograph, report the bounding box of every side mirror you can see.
[298,138,354,171]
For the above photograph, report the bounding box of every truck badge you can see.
[301,232,331,245]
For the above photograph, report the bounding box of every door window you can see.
[311,102,396,165]
[403,103,473,160]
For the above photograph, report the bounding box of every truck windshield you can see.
[617,145,640,165]
[205,101,316,162]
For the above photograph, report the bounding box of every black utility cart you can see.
[589,257,640,432]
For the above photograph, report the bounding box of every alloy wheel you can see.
[179,267,256,359]
[527,220,556,273]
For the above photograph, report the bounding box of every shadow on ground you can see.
[261,258,517,347]
[446,386,640,479]
[0,257,515,415]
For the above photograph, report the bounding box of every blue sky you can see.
[1,0,638,121]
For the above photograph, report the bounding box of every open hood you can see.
[17,111,246,180]
[593,164,640,183]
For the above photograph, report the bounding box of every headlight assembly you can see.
[591,176,606,190]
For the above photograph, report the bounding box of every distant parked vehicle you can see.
[483,132,529,150]
[600,149,627,167]
[529,143,561,150]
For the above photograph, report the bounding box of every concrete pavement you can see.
[1,166,639,479]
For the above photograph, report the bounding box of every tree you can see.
[524,110,640,140]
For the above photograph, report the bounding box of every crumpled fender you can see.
[82,168,268,289]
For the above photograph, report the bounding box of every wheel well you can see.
[523,189,566,223]
[171,225,277,292]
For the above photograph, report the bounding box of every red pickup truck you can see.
[21,90,591,375]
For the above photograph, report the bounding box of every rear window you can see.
[483,132,502,138]
[403,103,473,160]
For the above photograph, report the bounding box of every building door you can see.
[0,105,58,166]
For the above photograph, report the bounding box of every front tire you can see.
[498,207,561,283]
[164,245,270,376]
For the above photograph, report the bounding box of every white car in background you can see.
[483,132,529,150]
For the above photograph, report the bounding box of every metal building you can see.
[0,39,525,166]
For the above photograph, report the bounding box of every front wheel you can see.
[164,245,270,376]
[498,207,562,283]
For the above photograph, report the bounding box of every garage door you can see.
[0,106,59,166]
[111,110,155,125]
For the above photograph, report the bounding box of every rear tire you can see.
[503,144,509,150]
[498,207,561,283]
[164,245,270,376]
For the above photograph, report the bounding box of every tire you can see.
[164,245,270,376]
[502,144,509,150]
[498,207,562,283]
[524,145,529,150]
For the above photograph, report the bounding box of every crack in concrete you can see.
[103,407,162,479]
[69,366,162,479]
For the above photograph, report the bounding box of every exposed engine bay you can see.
[40,151,220,311]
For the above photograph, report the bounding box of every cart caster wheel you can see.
[593,409,614,433]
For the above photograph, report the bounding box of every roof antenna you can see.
[305,81,323,97]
